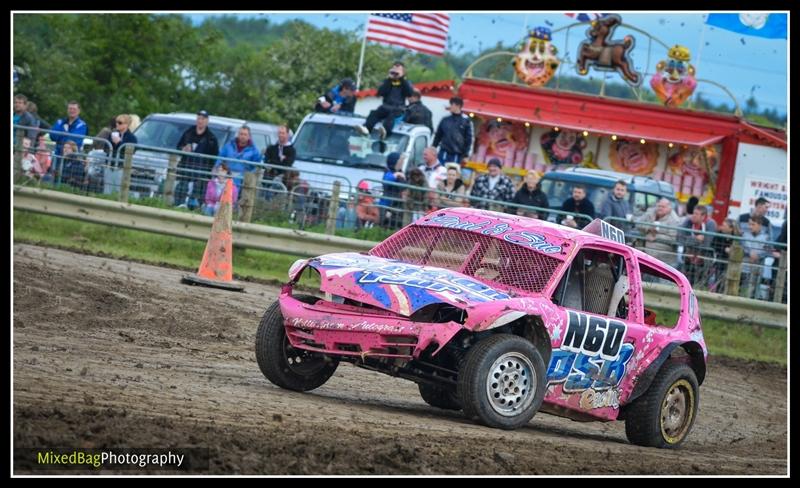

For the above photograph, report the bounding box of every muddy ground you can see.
[13,244,787,475]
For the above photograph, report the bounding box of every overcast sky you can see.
[187,11,788,116]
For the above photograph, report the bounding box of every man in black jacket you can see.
[174,110,220,210]
[314,78,356,115]
[433,97,473,164]
[403,89,433,133]
[359,62,414,139]
[264,125,295,180]
[561,184,595,228]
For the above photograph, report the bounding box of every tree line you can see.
[13,14,785,134]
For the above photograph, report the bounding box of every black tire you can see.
[418,383,462,411]
[625,361,699,448]
[255,295,339,392]
[458,334,547,430]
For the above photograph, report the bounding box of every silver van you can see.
[103,113,280,198]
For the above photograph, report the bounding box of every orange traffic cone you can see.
[181,178,244,291]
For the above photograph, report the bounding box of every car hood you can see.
[306,252,513,317]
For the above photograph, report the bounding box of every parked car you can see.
[540,167,677,218]
[256,208,707,448]
[100,113,281,198]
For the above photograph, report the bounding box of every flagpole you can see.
[689,14,708,109]
[356,15,369,92]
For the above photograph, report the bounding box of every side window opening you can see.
[554,248,629,320]
[639,262,681,328]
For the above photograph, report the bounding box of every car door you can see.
[547,243,640,417]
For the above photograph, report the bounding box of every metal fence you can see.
[14,124,786,304]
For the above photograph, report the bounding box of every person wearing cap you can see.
[380,152,406,228]
[435,163,467,209]
[359,61,414,139]
[469,158,515,211]
[355,180,380,229]
[418,146,447,189]
[433,97,473,164]
[174,110,220,210]
[315,78,357,115]
[403,89,433,133]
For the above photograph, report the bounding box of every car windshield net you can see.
[294,122,408,169]
[370,225,563,294]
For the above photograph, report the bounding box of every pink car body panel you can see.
[279,207,707,422]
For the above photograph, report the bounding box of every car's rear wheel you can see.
[458,334,546,430]
[255,295,339,391]
[418,383,461,411]
[625,361,699,448]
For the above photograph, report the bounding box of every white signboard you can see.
[740,175,786,230]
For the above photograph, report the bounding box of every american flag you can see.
[565,13,610,22]
[365,13,450,56]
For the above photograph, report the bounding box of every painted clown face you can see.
[650,46,697,107]
[609,140,659,175]
[514,35,560,87]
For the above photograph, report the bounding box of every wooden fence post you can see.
[325,181,341,235]
[118,145,134,203]
[773,250,787,303]
[725,243,743,297]
[239,171,259,223]
[163,154,179,206]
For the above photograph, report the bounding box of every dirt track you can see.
[13,243,787,475]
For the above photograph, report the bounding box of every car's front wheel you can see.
[458,334,546,430]
[255,295,339,391]
[624,361,699,448]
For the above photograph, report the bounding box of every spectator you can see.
[107,114,138,163]
[404,168,431,222]
[561,185,595,228]
[13,94,38,140]
[684,195,699,217]
[598,180,632,222]
[51,100,89,159]
[315,78,356,115]
[469,158,515,210]
[264,125,295,181]
[217,125,261,193]
[513,171,549,219]
[33,133,52,178]
[679,205,717,284]
[433,97,474,164]
[359,62,414,139]
[355,181,380,229]
[404,89,433,133]
[635,197,681,266]
[203,163,238,217]
[419,147,447,189]
[174,110,220,210]
[738,197,772,239]
[60,141,88,190]
[435,163,467,209]
[19,137,40,178]
[336,195,358,231]
[26,100,51,136]
[740,217,770,294]
[380,152,406,228]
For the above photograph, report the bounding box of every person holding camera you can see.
[358,61,414,139]
[315,78,357,115]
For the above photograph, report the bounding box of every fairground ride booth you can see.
[454,16,786,225]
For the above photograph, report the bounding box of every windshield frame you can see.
[293,121,409,169]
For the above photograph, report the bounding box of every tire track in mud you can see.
[13,244,787,474]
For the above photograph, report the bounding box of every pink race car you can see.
[256,208,707,448]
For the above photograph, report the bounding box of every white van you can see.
[291,112,433,196]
